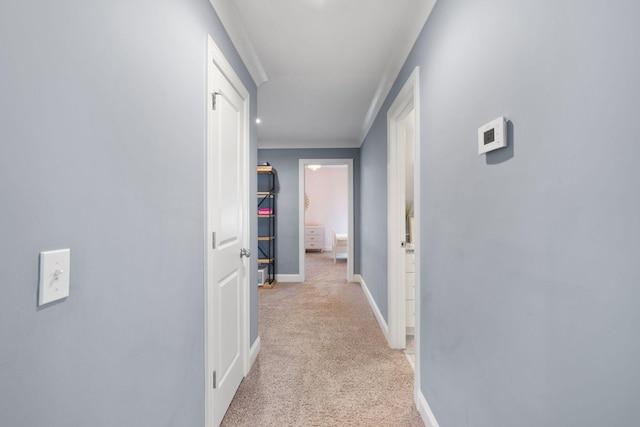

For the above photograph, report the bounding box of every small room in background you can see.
[304,165,348,260]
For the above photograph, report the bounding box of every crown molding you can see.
[359,0,437,145]
[258,139,361,150]
[209,0,269,87]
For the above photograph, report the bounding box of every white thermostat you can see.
[478,116,507,154]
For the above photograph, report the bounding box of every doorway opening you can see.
[387,67,421,391]
[298,159,354,283]
[304,164,349,275]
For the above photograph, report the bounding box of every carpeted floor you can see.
[221,252,424,426]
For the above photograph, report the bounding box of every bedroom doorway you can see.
[304,164,348,275]
[298,159,354,282]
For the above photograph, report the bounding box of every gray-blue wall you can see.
[257,149,361,276]
[361,0,640,425]
[0,0,257,425]
[359,116,389,321]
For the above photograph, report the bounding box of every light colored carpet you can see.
[221,252,424,426]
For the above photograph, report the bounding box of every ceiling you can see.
[209,0,436,149]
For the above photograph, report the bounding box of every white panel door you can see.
[207,59,247,426]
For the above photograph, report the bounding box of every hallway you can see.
[221,252,423,426]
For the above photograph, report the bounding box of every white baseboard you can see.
[323,245,333,252]
[416,389,440,427]
[358,274,436,427]
[276,274,303,283]
[355,274,389,342]
[249,336,260,369]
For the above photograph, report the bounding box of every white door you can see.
[206,44,249,426]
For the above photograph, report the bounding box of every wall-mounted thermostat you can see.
[478,116,507,154]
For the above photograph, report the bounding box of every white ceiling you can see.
[210,0,436,149]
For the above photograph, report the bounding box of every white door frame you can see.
[298,159,355,283]
[387,67,421,390]
[204,35,251,426]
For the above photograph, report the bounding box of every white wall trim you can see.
[359,0,436,144]
[208,0,268,86]
[259,139,361,149]
[417,389,440,427]
[356,274,390,344]
[275,274,303,283]
[412,71,423,400]
[249,336,261,370]
[299,159,355,283]
[387,67,423,403]
[207,36,250,100]
[387,66,420,351]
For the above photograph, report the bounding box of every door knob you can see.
[240,248,251,258]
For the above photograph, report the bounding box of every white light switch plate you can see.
[39,249,71,306]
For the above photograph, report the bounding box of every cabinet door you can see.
[305,226,323,235]
[306,241,323,250]
[405,253,415,273]
[405,300,415,327]
[405,273,415,299]
[305,234,322,244]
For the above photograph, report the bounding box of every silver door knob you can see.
[240,248,251,258]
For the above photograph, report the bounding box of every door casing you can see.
[387,66,421,396]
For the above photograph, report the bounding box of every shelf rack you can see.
[257,166,276,288]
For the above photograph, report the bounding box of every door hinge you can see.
[213,371,217,389]
[212,232,216,249]
[211,92,220,110]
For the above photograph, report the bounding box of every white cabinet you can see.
[305,226,324,251]
[405,252,415,329]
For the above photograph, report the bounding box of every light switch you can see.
[39,249,71,306]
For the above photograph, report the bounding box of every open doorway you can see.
[304,164,349,276]
[298,159,354,282]
[387,67,421,387]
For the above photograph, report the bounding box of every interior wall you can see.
[305,166,349,249]
[359,116,389,320]
[257,148,360,275]
[0,0,257,425]
[360,0,640,425]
